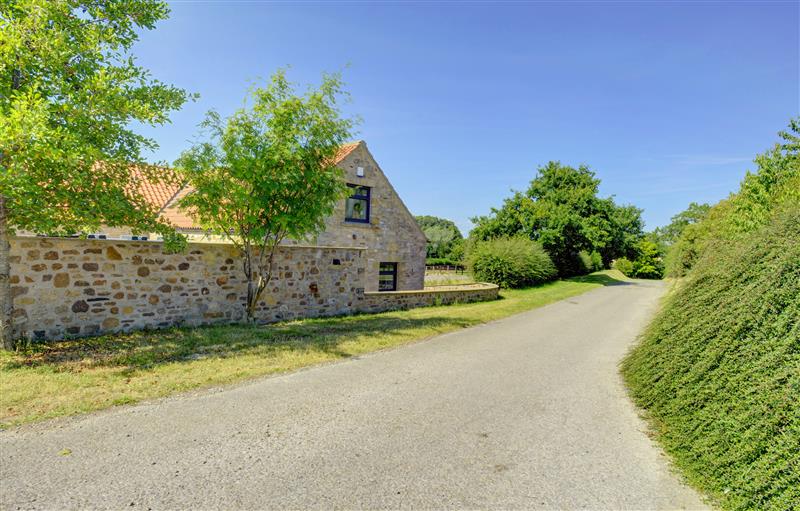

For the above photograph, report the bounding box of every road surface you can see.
[1,280,707,510]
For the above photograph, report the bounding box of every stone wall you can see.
[360,284,499,314]
[9,237,365,341]
[9,236,497,341]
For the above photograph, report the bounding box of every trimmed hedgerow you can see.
[622,207,800,510]
[467,237,557,288]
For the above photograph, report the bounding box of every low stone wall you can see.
[358,283,499,314]
[9,237,365,340]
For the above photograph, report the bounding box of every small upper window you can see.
[345,184,370,223]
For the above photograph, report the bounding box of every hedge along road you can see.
[0,280,707,510]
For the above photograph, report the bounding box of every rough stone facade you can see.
[9,237,365,340]
[307,142,428,292]
[9,237,497,341]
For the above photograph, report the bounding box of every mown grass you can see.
[621,210,800,510]
[0,271,621,428]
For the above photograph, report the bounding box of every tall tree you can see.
[414,215,463,259]
[653,202,711,246]
[0,0,190,348]
[471,161,644,276]
[175,71,356,322]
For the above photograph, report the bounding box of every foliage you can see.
[0,0,190,348]
[629,239,664,279]
[1,275,613,427]
[470,161,644,276]
[622,207,800,510]
[467,237,556,288]
[664,118,800,277]
[612,257,634,276]
[653,202,711,246]
[578,250,604,273]
[425,257,464,268]
[415,215,464,260]
[613,241,663,279]
[175,71,355,322]
[623,120,800,509]
[0,0,189,237]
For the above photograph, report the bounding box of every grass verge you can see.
[0,271,621,428]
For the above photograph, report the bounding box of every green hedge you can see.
[622,207,800,510]
[425,257,464,268]
[467,237,557,288]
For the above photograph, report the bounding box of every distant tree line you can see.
[414,215,464,266]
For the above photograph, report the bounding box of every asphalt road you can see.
[1,280,707,510]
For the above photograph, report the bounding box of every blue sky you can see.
[134,1,799,235]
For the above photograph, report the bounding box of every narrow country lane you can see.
[0,281,707,510]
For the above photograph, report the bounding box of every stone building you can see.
[154,140,427,292]
[8,141,499,341]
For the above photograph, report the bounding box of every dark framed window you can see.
[379,262,398,292]
[345,184,370,223]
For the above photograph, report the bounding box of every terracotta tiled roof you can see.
[334,141,360,163]
[159,187,200,230]
[129,166,183,212]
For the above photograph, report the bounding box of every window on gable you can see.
[379,262,398,291]
[345,184,370,223]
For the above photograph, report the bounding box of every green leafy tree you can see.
[471,162,644,276]
[664,118,800,277]
[175,71,355,322]
[414,215,463,260]
[0,0,190,348]
[653,202,711,246]
[629,239,664,279]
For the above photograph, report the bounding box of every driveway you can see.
[1,280,707,510]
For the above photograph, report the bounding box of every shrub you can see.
[622,206,800,510]
[578,251,593,274]
[467,237,557,288]
[425,257,464,268]
[613,257,634,276]
[590,251,604,271]
[630,240,664,279]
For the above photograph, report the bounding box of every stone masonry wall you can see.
[9,236,497,342]
[359,284,499,314]
[9,237,366,341]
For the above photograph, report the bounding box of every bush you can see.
[630,240,664,279]
[613,257,634,276]
[622,206,800,510]
[590,251,604,271]
[578,251,593,274]
[467,237,557,288]
[613,242,664,279]
[425,257,463,268]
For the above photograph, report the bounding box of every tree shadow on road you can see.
[569,272,632,286]
[4,314,476,372]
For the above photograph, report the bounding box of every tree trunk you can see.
[243,245,275,324]
[0,195,14,350]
